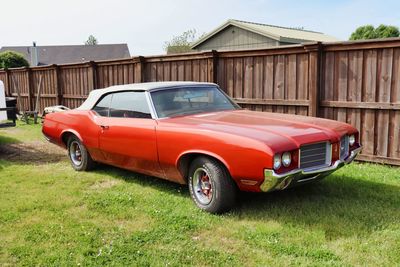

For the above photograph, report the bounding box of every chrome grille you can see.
[340,136,349,160]
[300,142,330,169]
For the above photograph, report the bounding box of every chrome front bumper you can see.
[260,146,362,192]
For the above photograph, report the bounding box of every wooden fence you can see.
[1,38,400,166]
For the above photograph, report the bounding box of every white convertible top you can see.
[77,81,216,110]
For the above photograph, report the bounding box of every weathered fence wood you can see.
[1,39,400,166]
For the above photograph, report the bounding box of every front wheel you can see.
[188,157,237,214]
[67,136,95,171]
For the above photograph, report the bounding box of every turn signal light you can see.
[331,142,340,163]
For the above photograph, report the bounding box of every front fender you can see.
[176,149,231,171]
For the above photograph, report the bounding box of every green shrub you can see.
[0,51,29,69]
[350,24,400,40]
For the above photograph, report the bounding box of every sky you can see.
[0,0,399,56]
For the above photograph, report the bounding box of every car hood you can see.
[162,110,355,151]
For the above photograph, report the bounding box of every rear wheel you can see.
[67,136,95,171]
[188,156,237,214]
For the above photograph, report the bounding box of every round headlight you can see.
[273,154,281,170]
[282,152,291,167]
[349,135,355,146]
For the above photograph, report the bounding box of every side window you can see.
[109,92,152,119]
[93,94,112,116]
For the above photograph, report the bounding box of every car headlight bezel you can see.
[273,154,282,170]
[282,152,291,167]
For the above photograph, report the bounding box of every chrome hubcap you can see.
[70,141,82,166]
[192,167,213,205]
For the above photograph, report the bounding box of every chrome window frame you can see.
[91,90,155,120]
[147,85,240,120]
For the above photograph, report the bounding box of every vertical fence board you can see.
[389,48,400,159]
[217,58,226,92]
[274,55,285,113]
[362,50,377,156]
[243,57,253,99]
[347,51,363,131]
[234,58,243,98]
[322,52,334,119]
[274,55,285,100]
[184,61,192,81]
[254,57,263,100]
[376,48,393,157]
[297,54,309,115]
[199,59,207,82]
[337,51,348,122]
[263,56,274,112]
[287,54,297,114]
[226,58,234,97]
[177,61,184,81]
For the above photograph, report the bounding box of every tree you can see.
[375,24,400,38]
[85,35,98,45]
[164,29,204,54]
[349,24,400,40]
[0,51,29,69]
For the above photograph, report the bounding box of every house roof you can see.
[77,82,217,110]
[191,19,339,48]
[0,44,130,66]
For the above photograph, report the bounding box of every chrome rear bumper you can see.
[260,146,362,192]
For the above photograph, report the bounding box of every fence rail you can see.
[1,38,400,166]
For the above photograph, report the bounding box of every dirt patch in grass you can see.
[0,141,66,164]
[89,179,121,190]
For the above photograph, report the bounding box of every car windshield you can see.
[151,86,240,118]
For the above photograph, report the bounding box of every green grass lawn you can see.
[0,124,399,266]
[0,121,44,145]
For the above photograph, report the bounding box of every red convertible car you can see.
[42,82,362,213]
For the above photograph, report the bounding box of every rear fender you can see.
[60,129,83,147]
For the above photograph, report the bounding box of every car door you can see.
[95,91,163,178]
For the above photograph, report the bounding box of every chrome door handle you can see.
[100,125,109,130]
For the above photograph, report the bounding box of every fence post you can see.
[27,67,34,111]
[304,42,322,117]
[203,50,218,83]
[89,61,98,90]
[138,56,146,83]
[5,69,10,96]
[53,64,63,105]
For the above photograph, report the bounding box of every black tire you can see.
[67,135,95,171]
[188,156,237,214]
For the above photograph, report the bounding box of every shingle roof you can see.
[0,44,130,66]
[191,19,339,48]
